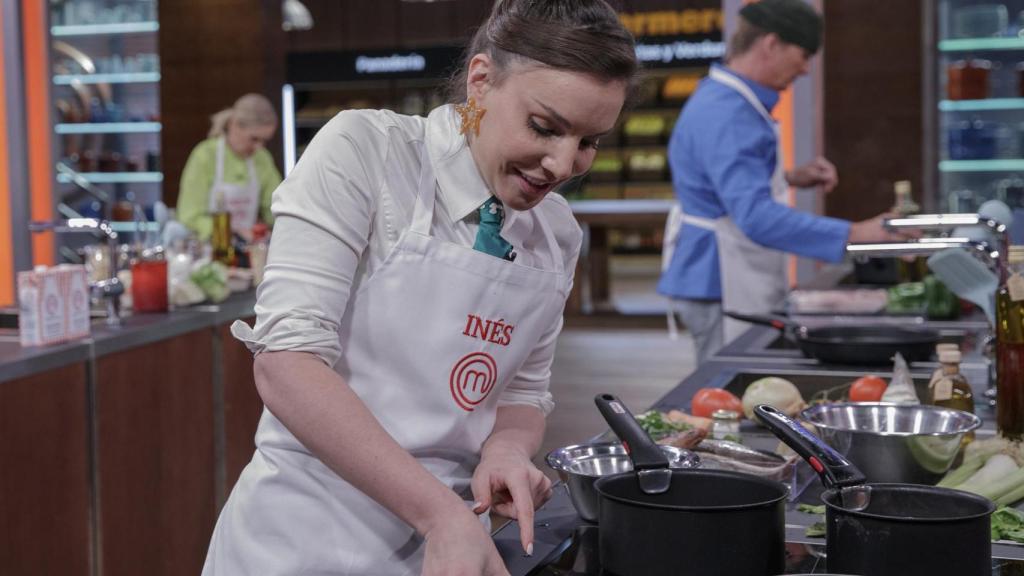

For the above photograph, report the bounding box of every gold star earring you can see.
[455,97,486,137]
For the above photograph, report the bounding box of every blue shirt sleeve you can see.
[707,120,850,263]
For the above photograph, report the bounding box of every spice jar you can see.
[711,409,741,442]
[947,59,991,100]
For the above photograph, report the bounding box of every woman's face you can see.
[466,56,627,211]
[227,123,276,158]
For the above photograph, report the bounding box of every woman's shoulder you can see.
[320,108,426,146]
[188,137,220,158]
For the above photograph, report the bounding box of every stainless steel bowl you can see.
[545,442,700,522]
[800,402,981,485]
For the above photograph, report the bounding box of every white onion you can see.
[741,377,806,420]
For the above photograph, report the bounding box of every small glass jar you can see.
[711,409,741,442]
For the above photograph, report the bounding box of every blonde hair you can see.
[208,93,278,138]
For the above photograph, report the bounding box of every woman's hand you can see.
[471,444,554,556]
[421,509,509,576]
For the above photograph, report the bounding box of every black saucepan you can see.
[592,393,788,576]
[726,311,939,365]
[755,404,994,576]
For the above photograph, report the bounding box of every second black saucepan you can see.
[755,404,994,576]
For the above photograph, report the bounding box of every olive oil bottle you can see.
[996,247,1024,440]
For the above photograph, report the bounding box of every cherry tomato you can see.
[691,388,743,418]
[849,375,888,402]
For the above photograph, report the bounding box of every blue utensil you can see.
[927,248,997,326]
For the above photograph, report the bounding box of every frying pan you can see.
[755,404,994,576]
[726,311,939,365]
[592,393,787,576]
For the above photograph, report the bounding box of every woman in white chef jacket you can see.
[201,1,639,575]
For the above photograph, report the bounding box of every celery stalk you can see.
[995,482,1024,507]
[938,454,986,488]
[963,466,1024,502]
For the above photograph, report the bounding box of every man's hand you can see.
[786,156,838,193]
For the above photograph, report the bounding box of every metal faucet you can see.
[880,213,1009,281]
[847,212,1008,405]
[29,218,123,326]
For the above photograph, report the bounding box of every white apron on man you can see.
[202,137,569,575]
[671,67,790,343]
[207,137,260,235]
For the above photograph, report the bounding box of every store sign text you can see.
[635,39,725,64]
[619,9,723,37]
[355,53,427,75]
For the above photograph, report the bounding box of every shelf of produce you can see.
[939,159,1024,172]
[53,72,161,85]
[569,199,674,225]
[939,38,1024,52]
[57,172,163,184]
[51,22,160,37]
[939,99,1024,112]
[55,122,162,134]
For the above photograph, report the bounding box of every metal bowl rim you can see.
[545,442,698,476]
[800,402,981,437]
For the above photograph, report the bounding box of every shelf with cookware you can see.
[935,1,1024,215]
[49,0,163,236]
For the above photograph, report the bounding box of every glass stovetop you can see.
[525,524,1024,575]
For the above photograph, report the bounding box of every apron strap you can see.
[708,68,775,126]
[215,137,227,187]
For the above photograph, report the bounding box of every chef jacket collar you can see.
[425,105,523,227]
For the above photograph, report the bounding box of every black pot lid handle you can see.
[753,404,866,490]
[594,393,670,472]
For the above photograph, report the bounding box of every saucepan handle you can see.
[723,311,797,332]
[753,404,866,490]
[595,393,669,472]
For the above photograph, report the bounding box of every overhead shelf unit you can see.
[48,0,162,231]
[932,1,1024,214]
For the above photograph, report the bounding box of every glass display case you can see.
[48,0,162,232]
[934,0,1024,216]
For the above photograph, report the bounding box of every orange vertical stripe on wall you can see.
[773,86,798,287]
[0,6,14,306]
[22,0,54,266]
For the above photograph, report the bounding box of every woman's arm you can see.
[254,350,510,576]
[177,142,216,240]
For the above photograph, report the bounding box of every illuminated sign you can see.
[620,9,725,68]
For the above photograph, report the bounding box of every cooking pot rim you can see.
[821,483,995,523]
[594,468,788,511]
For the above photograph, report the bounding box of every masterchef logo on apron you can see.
[449,352,497,411]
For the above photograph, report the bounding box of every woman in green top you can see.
[177,93,283,241]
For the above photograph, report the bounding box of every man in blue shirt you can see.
[658,0,905,362]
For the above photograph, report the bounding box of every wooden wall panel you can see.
[95,331,215,576]
[221,320,264,494]
[0,363,90,575]
[159,0,285,209]
[823,0,924,221]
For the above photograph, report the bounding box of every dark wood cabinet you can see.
[94,330,216,576]
[221,319,264,496]
[0,363,91,575]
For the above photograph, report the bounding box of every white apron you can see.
[208,137,261,235]
[667,67,789,343]
[203,145,569,575]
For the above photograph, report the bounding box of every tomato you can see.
[691,388,743,418]
[849,375,888,402]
